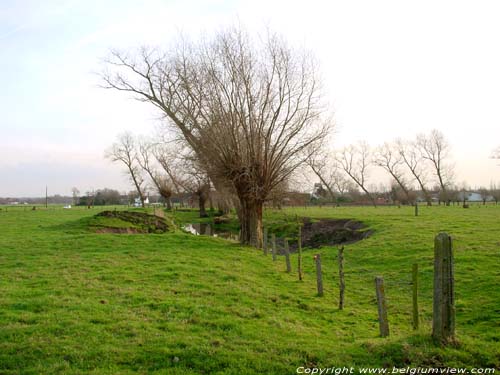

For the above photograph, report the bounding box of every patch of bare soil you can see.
[292,218,372,250]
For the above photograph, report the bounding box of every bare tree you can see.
[152,142,183,196]
[136,137,175,209]
[336,142,376,207]
[105,132,146,207]
[396,139,432,206]
[490,183,500,204]
[417,130,454,205]
[306,150,353,203]
[102,28,331,246]
[373,142,411,204]
[153,142,213,217]
[175,154,212,218]
[331,168,351,197]
[85,189,96,209]
[306,151,336,200]
[477,186,489,205]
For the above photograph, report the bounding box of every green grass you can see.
[0,205,499,374]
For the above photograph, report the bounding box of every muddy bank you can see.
[286,218,372,252]
[94,210,170,233]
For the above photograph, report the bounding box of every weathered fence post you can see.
[284,239,292,273]
[298,226,303,281]
[263,227,268,255]
[375,276,389,337]
[433,233,455,344]
[415,202,419,216]
[412,263,419,330]
[314,254,324,296]
[338,246,345,310]
[271,234,277,261]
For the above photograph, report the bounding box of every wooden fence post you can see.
[298,226,303,281]
[314,254,323,296]
[338,246,345,310]
[375,276,389,337]
[433,233,455,344]
[415,202,419,216]
[271,234,277,261]
[263,227,268,255]
[284,239,292,273]
[412,263,419,330]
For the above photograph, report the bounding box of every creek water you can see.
[183,218,372,249]
[183,223,240,241]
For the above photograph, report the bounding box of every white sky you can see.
[1,0,499,196]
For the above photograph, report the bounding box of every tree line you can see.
[308,129,460,206]
[308,130,500,206]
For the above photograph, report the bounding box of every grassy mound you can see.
[89,210,171,233]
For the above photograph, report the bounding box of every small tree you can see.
[489,183,500,205]
[417,130,454,205]
[396,139,432,206]
[105,133,146,207]
[306,152,337,201]
[477,187,489,205]
[373,142,412,204]
[136,138,176,209]
[336,142,376,207]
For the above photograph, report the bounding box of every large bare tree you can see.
[102,28,330,246]
[417,130,454,205]
[336,142,376,207]
[105,132,146,207]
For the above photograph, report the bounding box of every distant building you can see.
[311,183,327,200]
[134,197,150,207]
[457,191,493,202]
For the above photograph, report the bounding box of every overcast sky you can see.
[1,0,499,197]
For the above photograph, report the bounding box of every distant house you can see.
[457,191,493,202]
[134,197,150,207]
[311,183,328,200]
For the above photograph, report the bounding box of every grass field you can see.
[0,204,499,374]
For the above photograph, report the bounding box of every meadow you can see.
[0,204,498,374]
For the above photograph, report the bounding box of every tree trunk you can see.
[199,192,208,218]
[166,198,172,210]
[209,194,214,211]
[420,186,432,206]
[128,165,145,207]
[238,198,263,247]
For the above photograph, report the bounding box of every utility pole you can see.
[45,186,48,208]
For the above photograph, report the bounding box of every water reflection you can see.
[183,223,239,241]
